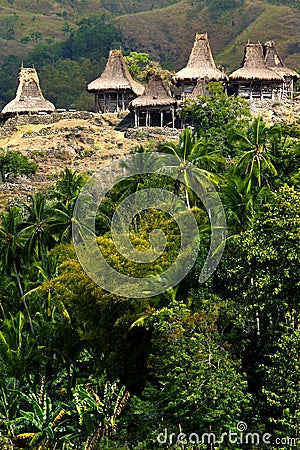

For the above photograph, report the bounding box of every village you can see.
[1,33,299,128]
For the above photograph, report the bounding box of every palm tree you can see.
[18,193,56,268]
[233,117,279,193]
[157,128,224,208]
[0,208,24,296]
[0,208,34,333]
[48,167,86,205]
[220,173,270,235]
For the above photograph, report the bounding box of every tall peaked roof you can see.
[2,67,55,116]
[87,49,144,96]
[130,74,176,108]
[173,33,228,82]
[263,41,299,79]
[229,43,284,81]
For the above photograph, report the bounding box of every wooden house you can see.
[86,49,144,113]
[1,67,55,119]
[130,74,177,128]
[263,40,299,99]
[172,33,228,98]
[229,43,284,100]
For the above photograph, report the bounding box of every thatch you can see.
[188,78,210,98]
[229,43,284,81]
[263,41,299,79]
[87,49,144,96]
[130,74,177,108]
[2,67,55,115]
[173,33,228,82]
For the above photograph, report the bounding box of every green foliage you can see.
[60,16,120,62]
[0,113,299,448]
[180,91,250,156]
[124,51,150,80]
[0,149,37,182]
[261,316,300,439]
[125,301,252,448]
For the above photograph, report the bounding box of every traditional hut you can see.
[130,74,177,128]
[187,78,210,99]
[263,40,299,99]
[1,67,55,119]
[86,49,144,113]
[172,33,228,97]
[229,43,284,100]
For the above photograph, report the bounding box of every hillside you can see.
[0,0,299,110]
[0,112,179,207]
[115,0,300,71]
[0,0,299,70]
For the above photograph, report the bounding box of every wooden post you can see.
[146,110,149,127]
[122,92,125,111]
[94,94,98,113]
[134,110,138,127]
[172,108,175,129]
[160,111,163,128]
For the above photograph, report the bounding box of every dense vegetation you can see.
[0,92,299,449]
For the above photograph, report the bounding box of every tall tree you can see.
[157,128,224,208]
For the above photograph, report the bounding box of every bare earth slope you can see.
[0,112,177,207]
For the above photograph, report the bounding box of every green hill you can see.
[0,0,299,110]
[114,0,300,71]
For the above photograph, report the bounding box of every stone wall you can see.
[0,111,95,139]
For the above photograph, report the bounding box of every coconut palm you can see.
[48,167,86,205]
[220,173,270,235]
[233,117,279,193]
[157,128,224,208]
[18,193,56,268]
[0,208,34,333]
[0,207,24,296]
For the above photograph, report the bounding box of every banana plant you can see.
[10,386,68,449]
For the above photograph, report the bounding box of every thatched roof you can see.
[263,41,299,79]
[188,78,210,99]
[2,67,55,115]
[130,74,176,108]
[86,49,144,96]
[229,43,284,82]
[173,33,228,83]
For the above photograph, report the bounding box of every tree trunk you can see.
[13,259,34,335]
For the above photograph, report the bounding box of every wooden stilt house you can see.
[130,74,177,128]
[172,33,228,98]
[263,41,299,99]
[229,43,284,100]
[1,67,55,119]
[86,50,144,113]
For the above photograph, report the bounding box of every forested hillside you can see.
[0,0,299,110]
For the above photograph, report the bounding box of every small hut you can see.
[172,33,228,97]
[186,78,210,99]
[1,67,55,119]
[130,74,177,128]
[86,50,144,113]
[229,43,284,100]
[263,40,299,99]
